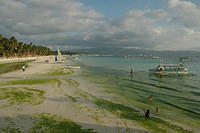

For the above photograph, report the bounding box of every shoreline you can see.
[0,55,58,63]
[0,58,149,133]
[0,57,198,133]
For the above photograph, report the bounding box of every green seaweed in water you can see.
[94,98,193,133]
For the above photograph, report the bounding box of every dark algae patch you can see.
[1,78,62,88]
[0,113,97,133]
[2,127,21,133]
[160,100,200,119]
[82,65,200,128]
[63,78,80,87]
[78,57,200,132]
[0,87,45,105]
[46,68,74,76]
[95,98,139,113]
[121,113,193,133]
[130,79,181,92]
[65,94,77,102]
[35,68,74,77]
[30,113,97,133]
[3,78,59,85]
[94,98,193,133]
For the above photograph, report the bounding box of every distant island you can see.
[0,34,55,57]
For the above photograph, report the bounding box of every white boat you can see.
[149,64,191,76]
[180,57,192,62]
[152,56,160,59]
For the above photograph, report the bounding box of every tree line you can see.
[0,34,55,57]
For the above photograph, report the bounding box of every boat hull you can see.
[67,66,80,69]
[149,71,191,76]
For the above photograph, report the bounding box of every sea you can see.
[73,56,200,131]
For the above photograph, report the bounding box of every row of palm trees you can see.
[0,34,55,57]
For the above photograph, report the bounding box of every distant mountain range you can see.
[64,47,200,58]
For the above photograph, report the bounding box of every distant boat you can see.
[152,56,160,59]
[149,64,191,76]
[180,57,192,62]
[73,56,81,60]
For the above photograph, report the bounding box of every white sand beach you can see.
[0,58,150,133]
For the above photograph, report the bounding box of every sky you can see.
[0,0,200,51]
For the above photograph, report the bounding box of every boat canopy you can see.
[155,64,187,71]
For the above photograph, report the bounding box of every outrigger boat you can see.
[149,64,191,76]
[67,66,80,69]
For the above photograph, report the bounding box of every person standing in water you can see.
[22,65,25,72]
[147,95,153,103]
[145,109,150,120]
[130,68,133,80]
[156,107,159,115]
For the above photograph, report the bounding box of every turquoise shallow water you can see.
[78,56,200,73]
[75,56,200,131]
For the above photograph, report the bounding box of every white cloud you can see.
[0,0,104,35]
[1,0,200,51]
[167,0,200,28]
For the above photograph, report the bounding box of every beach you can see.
[0,57,149,133]
[0,56,199,133]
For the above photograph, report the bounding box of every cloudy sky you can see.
[0,0,200,51]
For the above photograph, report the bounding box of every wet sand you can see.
[0,58,149,133]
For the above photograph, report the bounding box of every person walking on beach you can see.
[22,65,25,72]
[145,109,150,120]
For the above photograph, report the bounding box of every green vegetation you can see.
[35,68,73,77]
[63,78,80,87]
[2,78,57,85]
[160,100,200,119]
[56,79,62,88]
[30,113,97,133]
[2,127,21,133]
[0,113,97,133]
[0,87,45,105]
[90,115,102,124]
[81,67,198,130]
[0,34,55,57]
[0,78,62,88]
[95,98,139,114]
[0,61,31,74]
[65,94,77,102]
[46,68,73,76]
[94,98,193,133]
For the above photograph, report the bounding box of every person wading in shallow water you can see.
[145,109,150,120]
[130,68,133,80]
[156,107,159,115]
[148,95,153,103]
